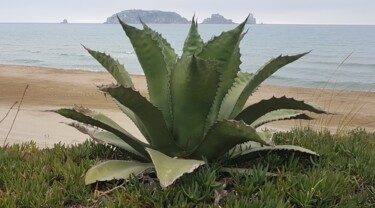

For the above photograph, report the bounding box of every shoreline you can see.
[1,64,374,147]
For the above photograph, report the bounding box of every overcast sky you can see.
[1,0,374,25]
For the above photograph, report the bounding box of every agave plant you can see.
[56,17,326,188]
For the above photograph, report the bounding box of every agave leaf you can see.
[201,20,248,133]
[228,145,319,165]
[85,160,154,185]
[236,96,325,125]
[119,18,173,129]
[102,85,182,156]
[83,46,134,88]
[146,148,204,188]
[190,120,269,161]
[102,86,181,156]
[182,16,203,56]
[251,109,312,128]
[171,55,220,151]
[141,20,177,78]
[218,72,254,120]
[55,106,149,157]
[229,130,274,156]
[112,99,151,140]
[68,122,148,162]
[230,52,310,118]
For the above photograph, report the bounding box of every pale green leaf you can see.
[171,56,220,151]
[146,148,205,188]
[68,122,148,161]
[218,72,254,120]
[103,85,182,156]
[251,109,312,128]
[182,16,203,56]
[85,160,153,185]
[55,106,149,157]
[236,96,325,125]
[119,19,173,128]
[83,46,134,88]
[190,120,269,161]
[230,52,310,118]
[201,21,247,134]
[228,145,319,165]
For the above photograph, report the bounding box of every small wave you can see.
[305,61,375,68]
[12,59,43,64]
[268,75,374,92]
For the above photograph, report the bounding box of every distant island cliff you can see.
[104,10,256,24]
[105,10,190,24]
[202,14,235,24]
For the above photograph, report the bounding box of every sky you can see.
[0,0,374,25]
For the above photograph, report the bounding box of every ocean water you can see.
[0,23,374,92]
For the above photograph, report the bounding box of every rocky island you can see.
[104,10,256,24]
[60,19,68,24]
[201,14,235,24]
[202,13,256,24]
[104,9,190,24]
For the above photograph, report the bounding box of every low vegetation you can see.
[0,128,374,207]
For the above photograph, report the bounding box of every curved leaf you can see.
[68,122,148,162]
[85,160,153,185]
[182,16,203,56]
[119,18,173,128]
[83,46,134,88]
[146,148,204,188]
[218,72,254,120]
[112,99,151,140]
[236,96,325,125]
[251,109,312,128]
[201,20,248,134]
[190,120,270,161]
[54,106,149,158]
[171,56,220,151]
[230,52,310,118]
[103,85,182,156]
[228,145,319,165]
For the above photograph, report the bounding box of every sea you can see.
[0,23,374,92]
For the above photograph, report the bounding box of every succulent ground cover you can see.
[0,129,374,207]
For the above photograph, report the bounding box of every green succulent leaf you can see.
[85,160,153,185]
[102,85,181,156]
[83,46,134,88]
[190,120,269,161]
[251,109,312,128]
[171,55,220,151]
[236,96,325,125]
[228,145,319,165]
[218,72,254,120]
[55,106,149,158]
[201,20,247,133]
[182,16,203,56]
[68,122,148,162]
[230,52,310,118]
[112,99,151,140]
[146,148,204,188]
[141,20,177,79]
[119,18,173,129]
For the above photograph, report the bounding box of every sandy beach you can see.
[1,64,374,147]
